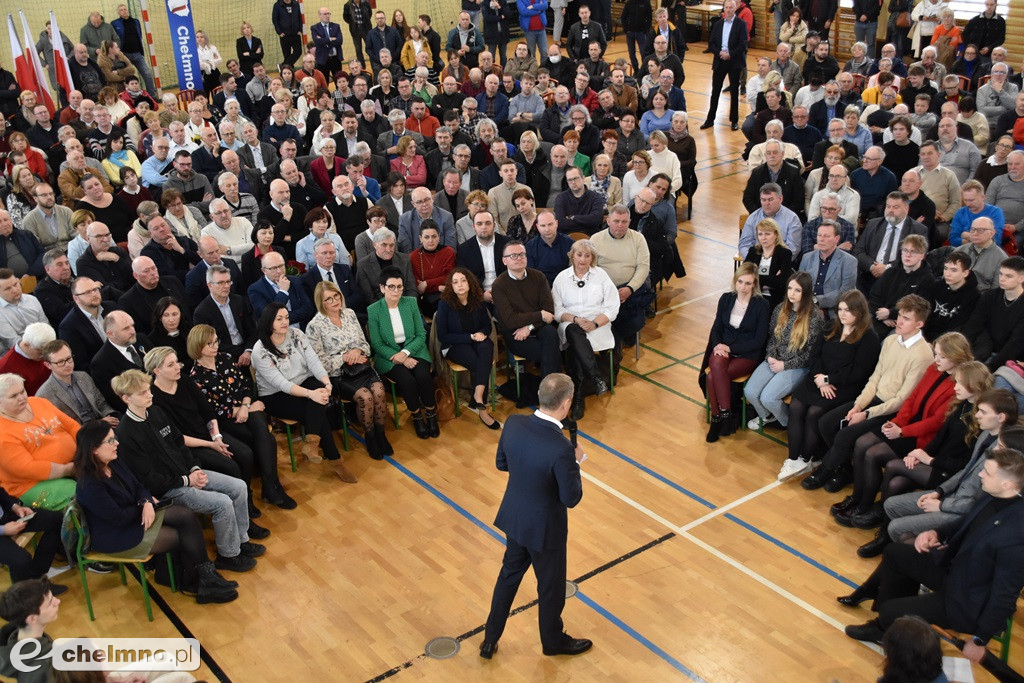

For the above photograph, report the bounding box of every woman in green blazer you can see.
[367,266,440,439]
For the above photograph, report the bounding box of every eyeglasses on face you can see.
[48,356,74,367]
[503,252,527,260]
[384,283,404,291]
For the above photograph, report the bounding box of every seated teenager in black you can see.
[73,419,239,604]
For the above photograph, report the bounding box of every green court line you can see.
[681,361,701,371]
[642,361,680,377]
[682,352,705,362]
[639,343,681,363]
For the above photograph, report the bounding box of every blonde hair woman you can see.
[587,154,622,207]
[195,30,224,94]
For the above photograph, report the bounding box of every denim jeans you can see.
[854,21,879,59]
[743,361,808,427]
[468,9,484,32]
[165,470,249,557]
[124,51,158,97]
[524,30,548,63]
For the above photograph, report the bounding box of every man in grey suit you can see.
[799,220,858,317]
[397,188,456,252]
[481,373,590,659]
[36,339,119,425]
[354,228,416,304]
[852,191,929,293]
[375,111,425,158]
[238,122,280,180]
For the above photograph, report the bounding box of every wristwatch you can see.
[972,636,987,647]
[822,375,829,385]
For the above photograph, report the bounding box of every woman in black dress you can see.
[779,290,881,481]
[742,217,793,312]
[188,324,297,509]
[73,174,136,242]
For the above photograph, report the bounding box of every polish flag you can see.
[49,11,74,99]
[19,11,55,113]
[6,15,36,101]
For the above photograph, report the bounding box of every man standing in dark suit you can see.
[58,277,117,373]
[311,8,344,80]
[701,0,748,131]
[843,445,1024,659]
[193,264,257,365]
[481,373,590,659]
[117,256,190,336]
[90,310,148,413]
[456,211,509,302]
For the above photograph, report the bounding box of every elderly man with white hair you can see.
[202,199,255,258]
[398,187,456,252]
[748,120,804,168]
[217,119,243,152]
[808,164,861,226]
[376,109,424,158]
[217,154,261,218]
[0,322,55,395]
[158,93,189,128]
[0,267,48,355]
[358,99,388,140]
[976,62,1019,124]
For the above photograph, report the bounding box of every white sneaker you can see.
[747,414,774,431]
[778,457,814,481]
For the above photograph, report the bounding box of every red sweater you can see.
[0,348,51,396]
[410,246,455,293]
[891,363,956,448]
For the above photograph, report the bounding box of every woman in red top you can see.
[5,132,48,181]
[410,221,456,318]
[835,332,973,528]
[389,136,427,189]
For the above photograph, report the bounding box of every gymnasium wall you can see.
[3,0,462,94]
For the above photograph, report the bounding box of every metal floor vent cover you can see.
[424,637,460,659]
[565,580,578,598]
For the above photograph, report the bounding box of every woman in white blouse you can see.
[621,150,653,206]
[646,131,682,195]
[195,30,223,95]
[252,302,358,482]
[552,239,620,420]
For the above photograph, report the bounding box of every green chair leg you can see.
[997,618,1012,662]
[166,554,176,593]
[77,563,95,621]
[137,562,154,622]
[388,381,400,429]
[283,422,297,473]
[118,564,127,585]
[489,365,497,411]
[450,368,461,417]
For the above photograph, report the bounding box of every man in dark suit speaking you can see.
[480,373,591,659]
[701,0,748,132]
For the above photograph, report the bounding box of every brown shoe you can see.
[333,459,358,484]
[302,435,323,463]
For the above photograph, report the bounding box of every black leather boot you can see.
[375,425,394,456]
[425,407,440,437]
[411,410,430,439]
[706,413,723,443]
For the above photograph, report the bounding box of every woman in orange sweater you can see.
[0,374,80,510]
[834,332,973,528]
[409,220,455,318]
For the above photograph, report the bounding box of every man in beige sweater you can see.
[590,204,652,348]
[802,294,935,491]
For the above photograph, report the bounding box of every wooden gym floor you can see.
[3,36,1016,683]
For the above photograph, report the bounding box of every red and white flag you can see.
[6,14,36,99]
[19,11,55,113]
[49,11,74,99]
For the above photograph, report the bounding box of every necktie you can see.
[127,345,143,367]
[878,223,897,264]
[326,270,334,283]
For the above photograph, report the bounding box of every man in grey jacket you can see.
[79,12,119,61]
[36,339,119,425]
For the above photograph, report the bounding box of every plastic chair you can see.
[67,498,175,622]
[956,75,973,92]
[448,361,497,416]
[735,214,749,270]
[568,231,590,241]
[176,89,199,110]
[19,275,36,294]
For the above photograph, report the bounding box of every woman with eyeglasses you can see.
[252,302,357,481]
[621,150,652,206]
[974,134,1014,191]
[188,325,296,509]
[145,347,271,530]
[368,266,439,440]
[307,282,391,460]
[74,420,239,604]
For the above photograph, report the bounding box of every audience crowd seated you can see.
[3,3,1024,660]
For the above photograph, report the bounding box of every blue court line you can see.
[724,514,859,589]
[575,591,707,682]
[575,428,860,588]
[677,228,736,249]
[380,451,702,674]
